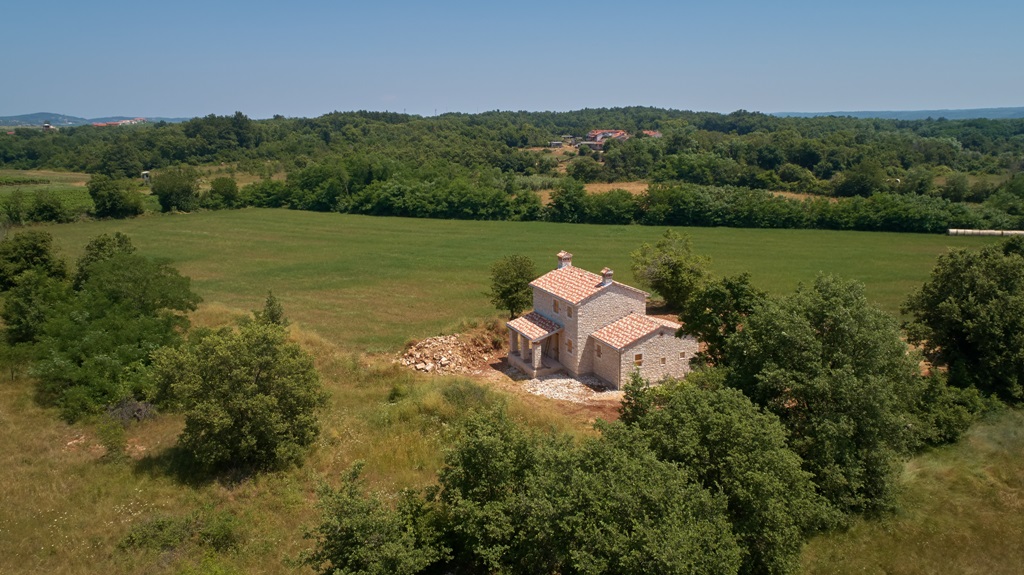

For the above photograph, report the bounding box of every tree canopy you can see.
[486,254,536,319]
[630,229,710,310]
[903,237,1024,402]
[153,314,327,471]
[725,275,950,515]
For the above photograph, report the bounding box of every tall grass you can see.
[801,408,1024,574]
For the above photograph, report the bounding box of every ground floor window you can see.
[566,340,573,353]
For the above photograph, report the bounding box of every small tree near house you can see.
[487,255,536,319]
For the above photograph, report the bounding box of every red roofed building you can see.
[506,251,698,388]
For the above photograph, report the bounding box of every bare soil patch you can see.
[771,190,836,202]
[585,181,649,195]
[398,332,623,422]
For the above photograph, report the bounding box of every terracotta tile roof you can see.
[591,313,679,351]
[531,265,648,305]
[507,312,563,342]
[530,265,606,304]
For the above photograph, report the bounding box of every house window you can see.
[566,340,573,353]
[634,353,643,366]
[660,357,666,365]
[596,345,602,358]
[567,306,573,318]
[553,300,560,314]
[679,352,686,359]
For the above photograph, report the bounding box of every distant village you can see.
[552,128,662,151]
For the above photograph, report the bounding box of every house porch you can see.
[506,311,565,379]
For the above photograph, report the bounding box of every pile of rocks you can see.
[399,334,493,374]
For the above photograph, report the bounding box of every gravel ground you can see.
[504,369,618,403]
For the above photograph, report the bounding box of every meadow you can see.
[40,208,998,352]
[0,208,1016,575]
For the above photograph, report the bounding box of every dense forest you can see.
[3,108,1024,232]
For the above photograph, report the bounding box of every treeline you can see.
[4,107,1024,232]
[3,108,1022,191]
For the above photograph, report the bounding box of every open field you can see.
[0,169,96,216]
[1,209,1016,574]
[37,208,999,353]
[802,408,1024,574]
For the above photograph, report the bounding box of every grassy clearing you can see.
[0,209,1013,574]
[802,408,1024,574]
[39,209,998,352]
[0,169,95,216]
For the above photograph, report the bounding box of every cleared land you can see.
[0,209,1014,575]
[39,208,999,352]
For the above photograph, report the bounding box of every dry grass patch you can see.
[801,408,1024,574]
[585,181,649,195]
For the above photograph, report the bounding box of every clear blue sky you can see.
[2,0,1021,119]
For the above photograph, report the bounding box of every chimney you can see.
[601,267,614,286]
[557,250,573,269]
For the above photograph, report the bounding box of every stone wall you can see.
[615,328,699,389]
[574,285,646,376]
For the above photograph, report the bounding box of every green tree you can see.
[87,175,144,218]
[73,232,136,289]
[253,291,290,326]
[303,462,448,575]
[725,275,938,515]
[565,155,604,183]
[903,237,1024,402]
[834,159,885,198]
[154,319,327,471]
[486,254,536,319]
[152,165,200,212]
[630,229,710,310]
[546,178,587,223]
[679,272,767,367]
[0,230,66,290]
[27,190,72,223]
[435,408,742,575]
[618,371,831,575]
[97,138,144,179]
[1,270,69,345]
[33,253,199,420]
[203,176,241,209]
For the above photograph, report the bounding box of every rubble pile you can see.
[399,334,496,374]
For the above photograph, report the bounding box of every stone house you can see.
[506,251,698,389]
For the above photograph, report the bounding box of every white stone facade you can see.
[506,251,698,389]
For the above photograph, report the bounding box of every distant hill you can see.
[0,112,190,127]
[775,107,1024,121]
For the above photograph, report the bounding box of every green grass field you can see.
[0,209,1016,575]
[39,208,998,353]
[0,169,94,216]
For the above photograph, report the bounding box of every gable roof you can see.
[530,265,646,305]
[507,311,563,342]
[591,313,681,351]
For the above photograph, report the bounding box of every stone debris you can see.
[399,334,494,374]
[522,373,614,403]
